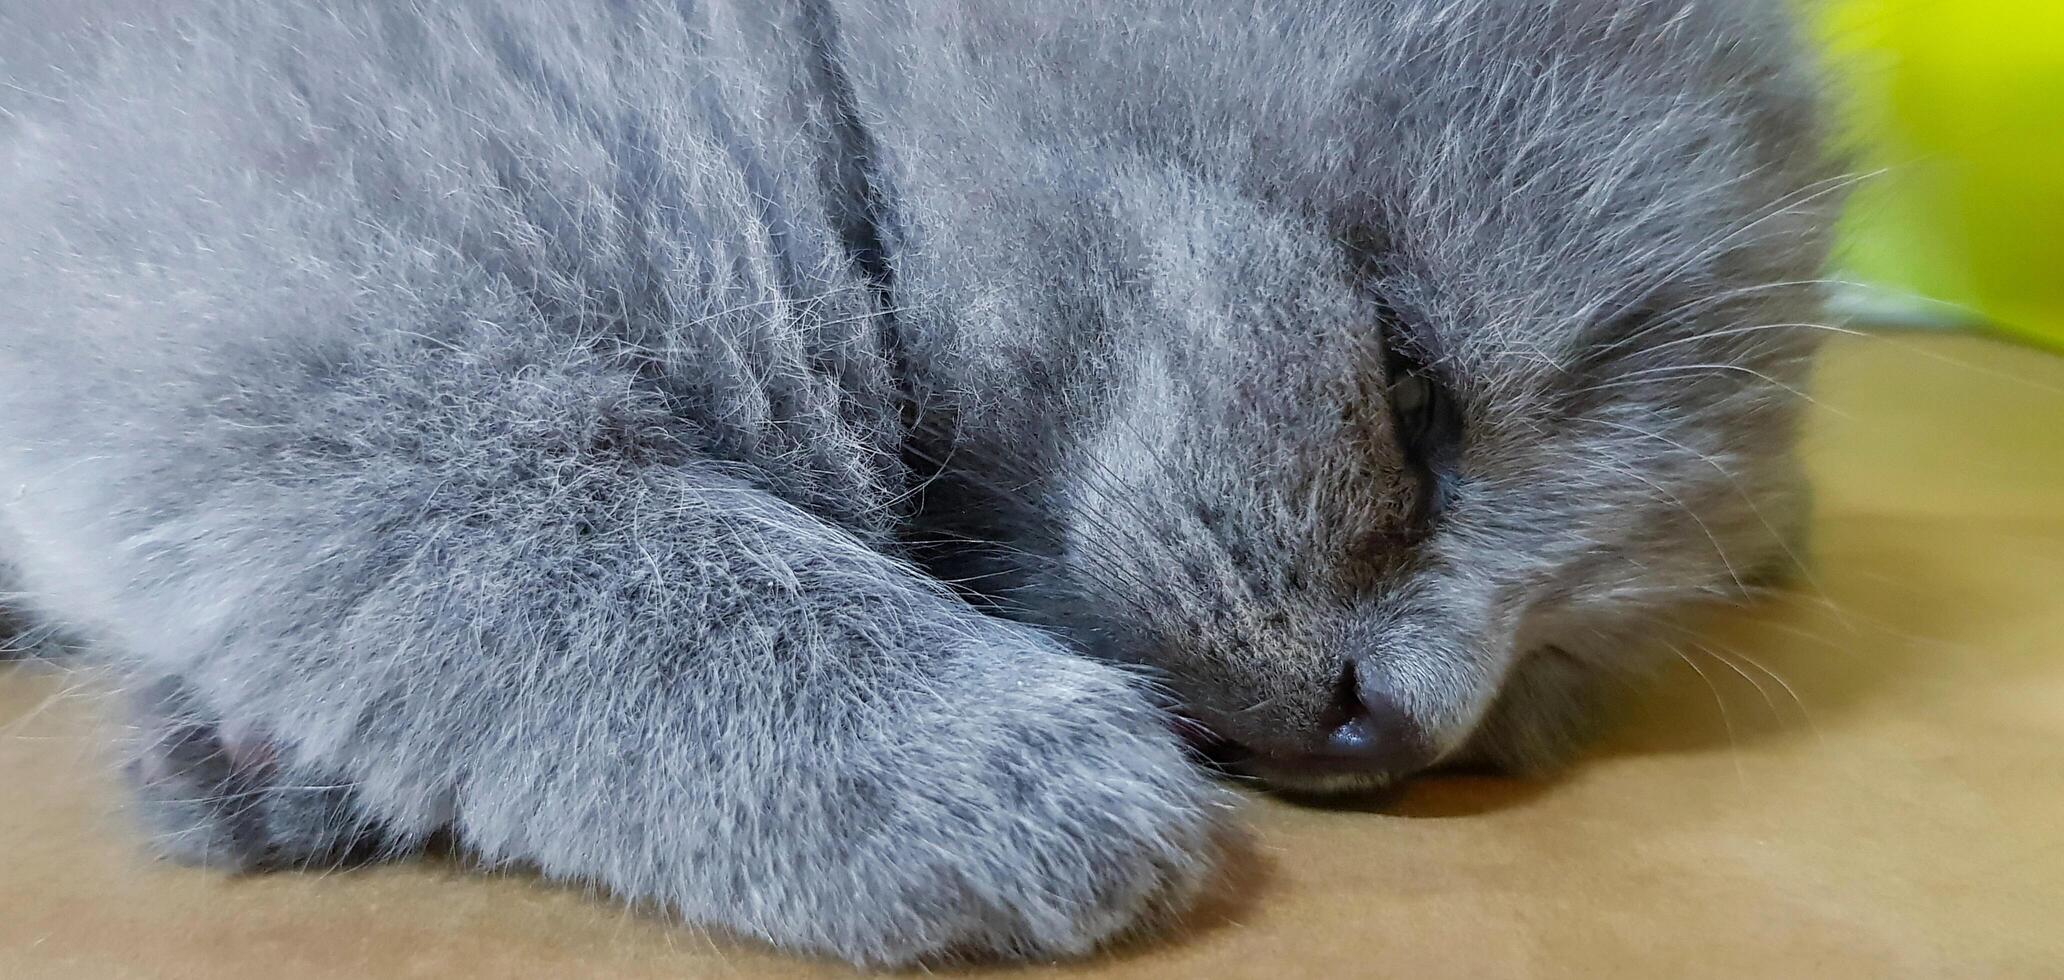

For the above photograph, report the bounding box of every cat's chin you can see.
[1185,738,1403,804]
[1250,768,1401,807]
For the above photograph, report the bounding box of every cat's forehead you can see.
[1357,147,1832,393]
[1331,3,1831,336]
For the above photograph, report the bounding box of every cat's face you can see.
[1012,6,1841,795]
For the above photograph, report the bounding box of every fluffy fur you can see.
[0,0,1841,966]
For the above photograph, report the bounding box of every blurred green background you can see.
[1818,0,2064,352]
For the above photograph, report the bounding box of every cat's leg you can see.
[91,464,1225,965]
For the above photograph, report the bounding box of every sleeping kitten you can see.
[0,0,1841,966]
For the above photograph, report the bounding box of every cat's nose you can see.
[1320,669,1434,779]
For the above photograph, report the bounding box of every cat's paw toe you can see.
[123,679,387,871]
[125,714,276,870]
[829,655,1235,965]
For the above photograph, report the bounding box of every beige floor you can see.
[4,333,2062,979]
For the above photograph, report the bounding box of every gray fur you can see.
[0,0,1840,965]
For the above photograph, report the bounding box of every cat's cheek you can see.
[1442,651,1622,777]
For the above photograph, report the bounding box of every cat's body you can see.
[0,0,1839,965]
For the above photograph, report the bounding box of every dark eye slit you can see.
[1376,301,1462,525]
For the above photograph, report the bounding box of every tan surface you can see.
[4,333,2062,979]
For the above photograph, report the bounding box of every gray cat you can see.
[0,0,1841,966]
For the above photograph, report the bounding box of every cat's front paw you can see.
[804,650,1236,966]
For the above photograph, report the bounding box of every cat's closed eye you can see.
[1380,314,1462,527]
